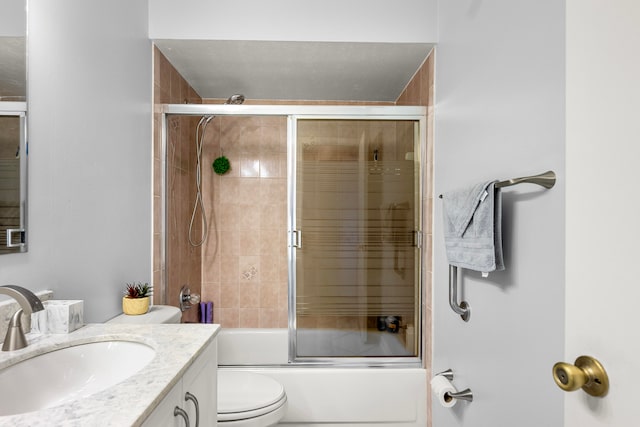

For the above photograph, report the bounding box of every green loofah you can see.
[213,156,230,175]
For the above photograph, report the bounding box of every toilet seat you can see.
[218,370,287,426]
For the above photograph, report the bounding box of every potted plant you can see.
[122,282,151,315]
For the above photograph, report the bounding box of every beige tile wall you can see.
[199,116,289,327]
[153,47,202,322]
[396,49,435,427]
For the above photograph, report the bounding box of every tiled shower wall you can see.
[153,47,202,322]
[199,116,289,328]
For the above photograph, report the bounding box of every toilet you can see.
[107,305,287,426]
[218,370,287,426]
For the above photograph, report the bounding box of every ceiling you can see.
[154,40,434,102]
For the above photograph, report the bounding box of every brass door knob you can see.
[552,355,609,397]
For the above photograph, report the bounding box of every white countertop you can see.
[0,322,220,426]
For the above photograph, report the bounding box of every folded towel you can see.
[442,180,504,275]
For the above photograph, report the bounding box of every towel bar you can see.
[442,170,555,321]
[449,265,470,322]
[438,170,556,198]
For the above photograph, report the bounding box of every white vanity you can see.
[142,331,217,426]
[0,322,219,426]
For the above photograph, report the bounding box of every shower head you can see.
[225,94,245,105]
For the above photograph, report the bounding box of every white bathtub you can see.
[217,328,427,426]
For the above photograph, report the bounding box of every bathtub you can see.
[217,328,427,426]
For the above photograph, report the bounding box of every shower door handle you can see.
[292,230,302,249]
[413,230,423,248]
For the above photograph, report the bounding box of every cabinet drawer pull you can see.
[185,392,200,427]
[174,406,189,427]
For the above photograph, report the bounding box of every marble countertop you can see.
[0,322,220,426]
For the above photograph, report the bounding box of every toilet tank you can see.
[106,305,181,324]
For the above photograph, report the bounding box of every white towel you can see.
[442,181,504,275]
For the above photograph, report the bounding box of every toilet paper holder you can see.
[436,369,474,402]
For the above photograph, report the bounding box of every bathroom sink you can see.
[0,340,156,416]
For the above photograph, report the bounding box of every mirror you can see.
[0,0,27,253]
[0,0,26,102]
[0,109,26,253]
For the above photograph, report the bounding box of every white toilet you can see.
[217,370,287,426]
[108,305,287,426]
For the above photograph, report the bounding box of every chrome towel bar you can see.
[438,170,556,198]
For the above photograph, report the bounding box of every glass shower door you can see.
[291,118,422,362]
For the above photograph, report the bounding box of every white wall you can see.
[433,1,565,426]
[148,0,437,43]
[0,0,152,322]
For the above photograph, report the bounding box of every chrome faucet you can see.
[0,285,44,351]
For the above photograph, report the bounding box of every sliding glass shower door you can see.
[290,117,423,362]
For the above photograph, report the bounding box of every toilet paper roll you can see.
[431,375,458,408]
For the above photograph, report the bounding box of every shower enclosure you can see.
[161,105,425,365]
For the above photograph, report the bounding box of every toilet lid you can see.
[218,371,286,420]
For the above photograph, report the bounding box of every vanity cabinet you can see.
[142,339,217,426]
